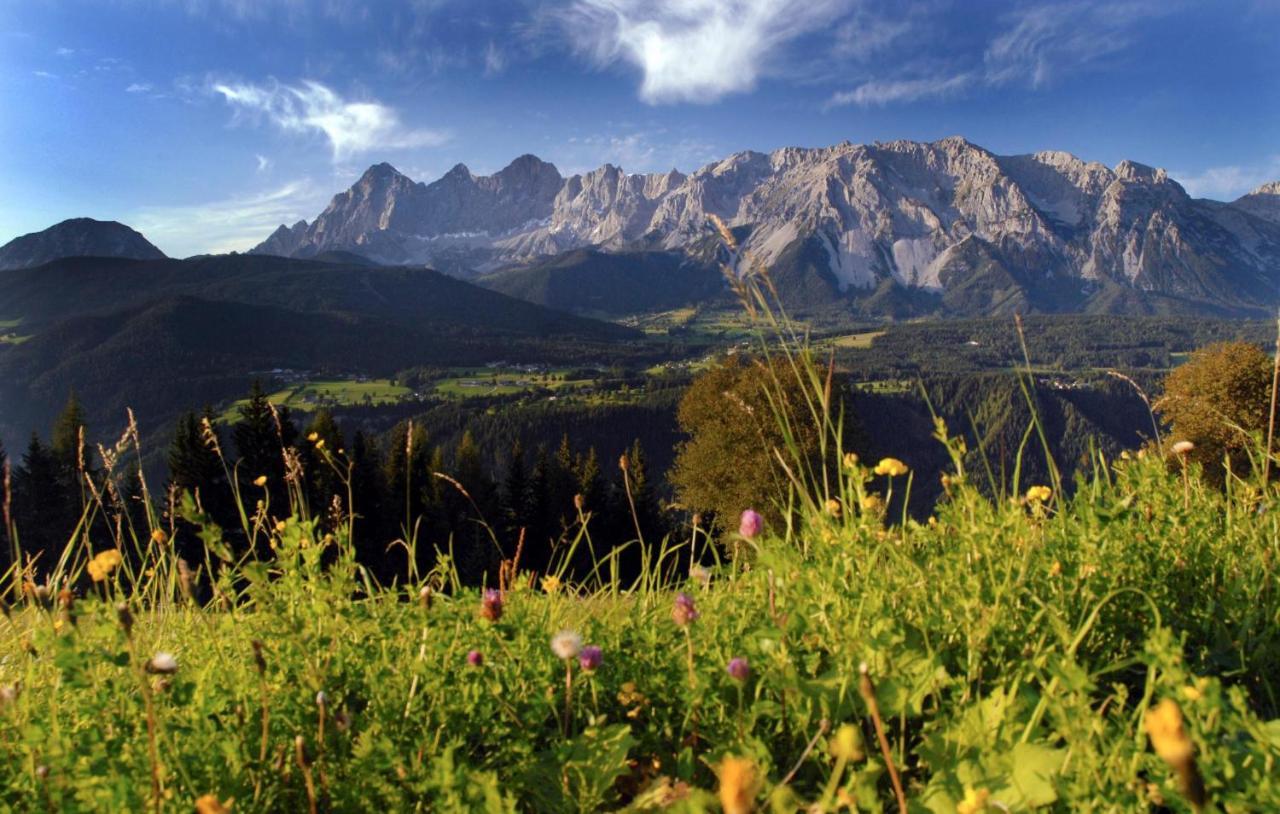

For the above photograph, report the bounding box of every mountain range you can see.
[252,137,1280,317]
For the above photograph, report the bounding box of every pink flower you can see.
[672,592,699,626]
[739,509,763,540]
[726,657,750,682]
[578,645,603,672]
[480,589,503,622]
[466,650,484,667]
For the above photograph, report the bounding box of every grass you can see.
[829,330,886,349]
[2,265,1280,811]
[432,368,594,400]
[0,317,30,345]
[218,378,412,421]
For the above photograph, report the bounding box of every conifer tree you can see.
[12,434,68,575]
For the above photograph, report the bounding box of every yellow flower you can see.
[314,439,326,450]
[540,575,562,594]
[1049,560,1062,577]
[956,787,990,814]
[1025,485,1052,503]
[307,432,319,442]
[717,755,760,814]
[275,521,287,534]
[87,549,123,582]
[842,452,859,469]
[253,475,268,487]
[1145,699,1193,767]
[874,458,909,477]
[825,498,842,517]
[861,494,884,513]
[829,724,864,762]
[150,528,169,545]
[194,794,232,814]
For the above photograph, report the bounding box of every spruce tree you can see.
[12,434,68,575]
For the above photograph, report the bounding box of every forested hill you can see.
[0,253,648,449]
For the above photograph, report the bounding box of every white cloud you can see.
[563,0,854,104]
[55,46,75,56]
[130,179,327,256]
[483,41,507,77]
[826,72,972,108]
[32,70,58,79]
[1173,157,1280,201]
[212,79,449,160]
[125,82,153,93]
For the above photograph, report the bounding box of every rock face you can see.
[252,138,1280,314]
[0,218,166,271]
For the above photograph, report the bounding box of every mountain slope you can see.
[252,139,1280,317]
[0,254,642,446]
[0,218,166,270]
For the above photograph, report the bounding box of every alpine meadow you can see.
[1,2,1280,812]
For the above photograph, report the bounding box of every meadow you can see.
[2,284,1278,812]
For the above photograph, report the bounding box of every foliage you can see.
[1158,340,1278,482]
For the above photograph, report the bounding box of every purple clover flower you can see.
[739,509,763,540]
[578,645,603,672]
[466,650,484,667]
[480,589,503,622]
[726,657,750,682]
[672,592,699,626]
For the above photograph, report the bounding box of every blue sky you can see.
[1,0,1277,257]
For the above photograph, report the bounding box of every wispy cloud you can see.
[212,79,449,160]
[125,82,153,93]
[984,1,1163,88]
[562,0,854,104]
[483,42,507,77]
[255,154,272,172]
[130,179,327,256]
[1173,157,1280,201]
[55,46,75,56]
[554,129,720,173]
[32,70,58,80]
[826,72,972,108]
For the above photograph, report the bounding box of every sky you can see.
[1,0,1277,257]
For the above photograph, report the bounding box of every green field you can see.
[219,378,412,421]
[432,367,595,399]
[0,318,30,345]
[829,330,886,349]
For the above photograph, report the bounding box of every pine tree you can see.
[12,434,69,576]
[302,410,346,527]
[502,440,528,543]
[232,381,298,510]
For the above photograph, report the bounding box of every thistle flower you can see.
[1025,485,1052,504]
[551,630,583,660]
[253,475,268,487]
[146,652,179,674]
[874,458,909,477]
[1171,440,1195,456]
[726,657,750,682]
[672,592,699,626]
[716,755,759,814]
[578,645,603,672]
[466,650,484,667]
[738,509,763,540]
[480,589,503,622]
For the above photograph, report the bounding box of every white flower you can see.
[551,630,583,660]
[147,652,178,674]
[1171,440,1195,456]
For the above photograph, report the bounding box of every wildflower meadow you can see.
[1,287,1279,813]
